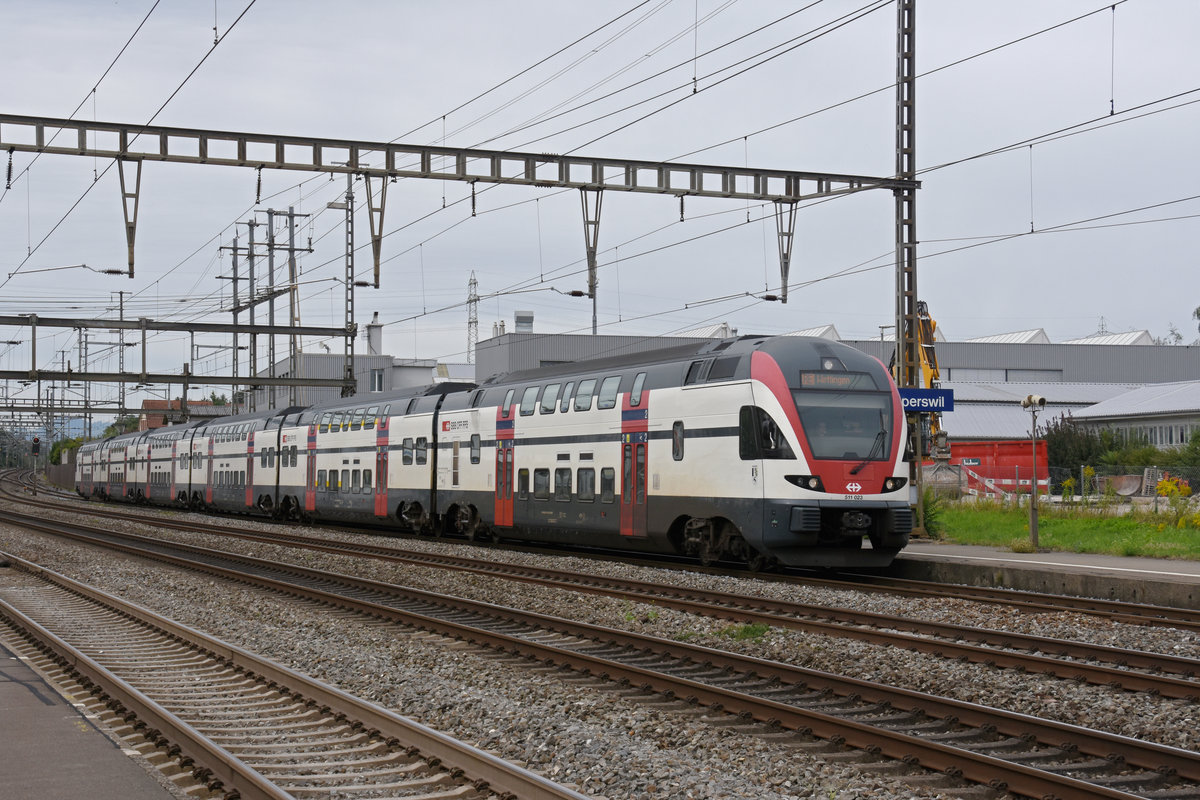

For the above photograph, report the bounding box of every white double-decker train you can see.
[76,335,913,568]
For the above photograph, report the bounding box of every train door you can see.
[204,434,215,505]
[304,421,318,514]
[374,412,389,517]
[494,404,515,527]
[247,428,257,509]
[620,387,649,537]
[620,441,648,537]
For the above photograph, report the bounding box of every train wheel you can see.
[746,549,775,572]
[453,505,479,537]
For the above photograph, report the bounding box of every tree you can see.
[209,391,228,406]
[102,415,139,437]
[49,436,85,465]
[1043,413,1111,473]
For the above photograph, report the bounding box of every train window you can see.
[597,376,621,410]
[365,406,378,429]
[739,407,759,460]
[622,444,633,504]
[540,384,561,414]
[559,381,574,413]
[351,409,364,430]
[352,470,361,492]
[708,356,740,381]
[241,426,248,441]
[636,445,646,503]
[382,404,391,420]
[363,468,372,489]
[600,468,615,503]
[470,434,481,464]
[319,413,330,433]
[341,469,350,492]
[416,437,428,465]
[554,468,571,500]
[470,389,485,408]
[402,437,414,465]
[503,389,516,416]
[406,399,418,415]
[672,421,685,461]
[577,468,596,501]
[630,372,647,406]
[517,469,529,499]
[239,470,245,486]
[574,379,596,411]
[317,470,326,490]
[739,406,796,460]
[533,468,550,500]
[684,360,704,384]
[519,386,538,416]
[288,445,297,467]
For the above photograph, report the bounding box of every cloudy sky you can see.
[1,0,1198,404]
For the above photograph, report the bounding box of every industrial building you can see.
[475,325,1200,449]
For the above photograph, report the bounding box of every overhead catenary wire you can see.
[0,0,260,292]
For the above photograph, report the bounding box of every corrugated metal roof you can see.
[965,329,1050,344]
[943,381,1142,404]
[676,322,737,338]
[1061,330,1154,346]
[942,404,1076,440]
[784,324,840,340]
[1072,381,1200,420]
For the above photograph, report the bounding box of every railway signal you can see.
[31,436,39,455]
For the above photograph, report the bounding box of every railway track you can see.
[0,551,587,800]
[7,471,1198,635]
[5,509,1200,799]
[4,488,1198,701]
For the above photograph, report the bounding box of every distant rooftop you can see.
[1059,330,1154,346]
[784,324,840,340]
[965,329,1050,345]
[1072,380,1200,420]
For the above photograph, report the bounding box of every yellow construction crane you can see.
[894,300,949,457]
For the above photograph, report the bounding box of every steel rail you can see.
[4,511,1197,800]
[0,590,291,800]
[1,551,589,800]
[5,488,1196,697]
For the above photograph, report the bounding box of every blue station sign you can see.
[898,387,955,412]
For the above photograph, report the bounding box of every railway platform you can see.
[0,639,180,800]
[894,540,1200,610]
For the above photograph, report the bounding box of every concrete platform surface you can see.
[0,640,180,800]
[892,540,1200,610]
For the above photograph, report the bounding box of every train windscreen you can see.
[793,388,893,462]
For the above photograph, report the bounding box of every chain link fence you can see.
[923,462,1200,508]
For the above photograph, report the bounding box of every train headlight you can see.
[883,477,908,492]
[785,475,824,492]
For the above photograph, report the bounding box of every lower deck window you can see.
[533,468,549,500]
[554,468,571,500]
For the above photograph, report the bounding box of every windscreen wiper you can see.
[850,412,887,475]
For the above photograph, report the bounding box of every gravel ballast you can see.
[3,500,1198,797]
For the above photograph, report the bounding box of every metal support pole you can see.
[246,219,259,412]
[266,210,277,410]
[774,201,797,303]
[894,0,922,529]
[287,206,300,406]
[580,188,603,335]
[343,174,356,397]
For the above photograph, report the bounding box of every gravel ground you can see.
[3,496,1200,798]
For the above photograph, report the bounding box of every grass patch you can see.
[940,504,1200,559]
[719,623,772,640]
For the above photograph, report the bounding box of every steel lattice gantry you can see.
[0,113,917,303]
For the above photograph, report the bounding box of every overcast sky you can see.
[1,0,1198,403]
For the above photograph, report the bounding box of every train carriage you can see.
[75,336,913,570]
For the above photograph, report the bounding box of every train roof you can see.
[480,335,880,390]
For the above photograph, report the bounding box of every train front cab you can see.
[748,343,912,568]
